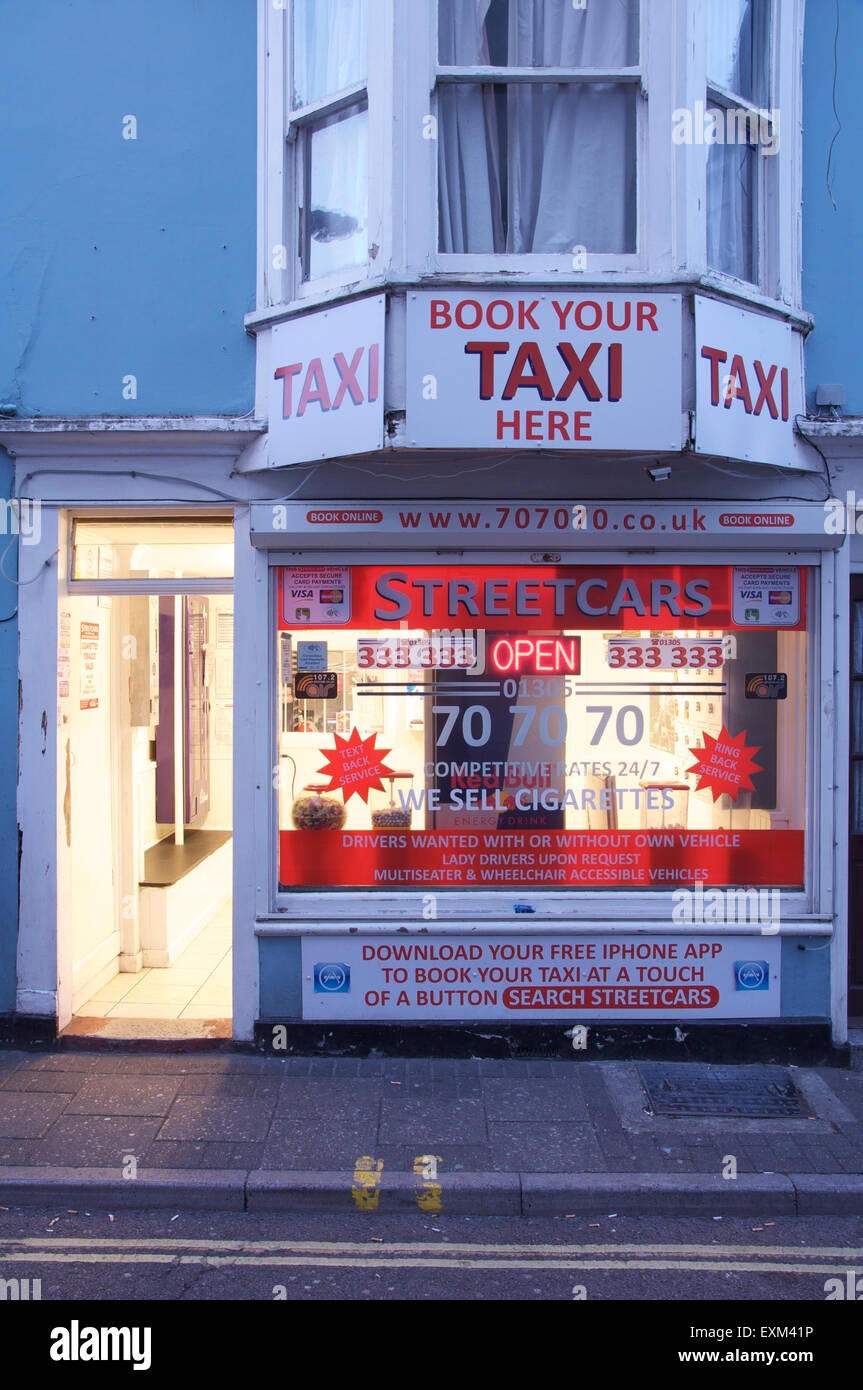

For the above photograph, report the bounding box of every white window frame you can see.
[256,0,392,311]
[410,0,651,277]
[691,0,803,307]
[265,548,824,932]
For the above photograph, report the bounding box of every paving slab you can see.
[487,1122,607,1173]
[260,1119,384,1170]
[378,1097,487,1145]
[23,1116,163,1167]
[63,1077,184,1116]
[156,1097,276,1142]
[0,1092,72,1139]
[481,1079,590,1122]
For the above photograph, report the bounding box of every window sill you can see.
[246,270,812,334]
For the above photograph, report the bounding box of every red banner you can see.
[279,565,805,633]
[280,828,804,888]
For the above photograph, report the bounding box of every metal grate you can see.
[637,1063,808,1118]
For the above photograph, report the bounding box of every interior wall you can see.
[205,594,234,829]
[60,595,119,1003]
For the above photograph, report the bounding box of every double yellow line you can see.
[0,1238,861,1276]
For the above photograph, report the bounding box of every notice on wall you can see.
[79,621,100,711]
[406,292,683,452]
[731,567,800,626]
[281,567,351,626]
[58,610,71,702]
[301,934,782,1021]
[277,561,808,893]
[282,827,804,888]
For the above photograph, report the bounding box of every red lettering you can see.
[331,347,364,408]
[465,341,509,399]
[700,346,727,405]
[502,343,555,400]
[556,342,602,401]
[724,354,753,413]
[274,363,303,418]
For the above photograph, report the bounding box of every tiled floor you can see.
[74,901,232,1021]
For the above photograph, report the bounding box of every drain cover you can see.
[637,1063,808,1118]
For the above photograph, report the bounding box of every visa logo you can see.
[740,590,762,599]
[291,589,314,598]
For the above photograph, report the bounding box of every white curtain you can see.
[438,0,506,252]
[294,0,367,108]
[706,139,755,282]
[438,0,638,254]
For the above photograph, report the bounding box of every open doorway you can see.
[58,518,233,1037]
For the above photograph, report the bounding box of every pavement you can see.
[2,1044,863,1217]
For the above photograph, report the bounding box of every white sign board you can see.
[268,295,385,466]
[694,296,814,470]
[301,934,781,1021]
[280,567,351,626]
[731,566,801,626]
[406,292,684,452]
[251,499,839,551]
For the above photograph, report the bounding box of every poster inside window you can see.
[276,562,807,891]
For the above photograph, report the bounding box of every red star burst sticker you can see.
[686,724,763,802]
[316,727,397,803]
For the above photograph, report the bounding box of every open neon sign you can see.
[490,636,581,674]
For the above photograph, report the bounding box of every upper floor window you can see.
[290,0,368,282]
[705,0,773,285]
[436,0,639,255]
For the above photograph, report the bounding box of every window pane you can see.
[438,82,636,253]
[853,683,863,754]
[439,0,638,67]
[276,563,807,892]
[854,763,863,834]
[293,0,366,108]
[308,106,368,279]
[72,519,234,580]
[706,135,756,282]
[707,0,769,106]
[853,602,863,674]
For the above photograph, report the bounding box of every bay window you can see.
[254,0,802,319]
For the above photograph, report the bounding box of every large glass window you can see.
[436,0,639,254]
[276,562,807,894]
[291,0,368,281]
[705,0,773,285]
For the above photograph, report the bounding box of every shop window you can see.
[705,0,773,285]
[436,0,638,254]
[275,561,807,895]
[290,0,368,281]
[71,518,234,581]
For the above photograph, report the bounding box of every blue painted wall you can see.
[0,0,256,1014]
[0,454,18,1016]
[0,0,256,417]
[803,0,863,413]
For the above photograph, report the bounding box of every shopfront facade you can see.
[4,0,860,1052]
